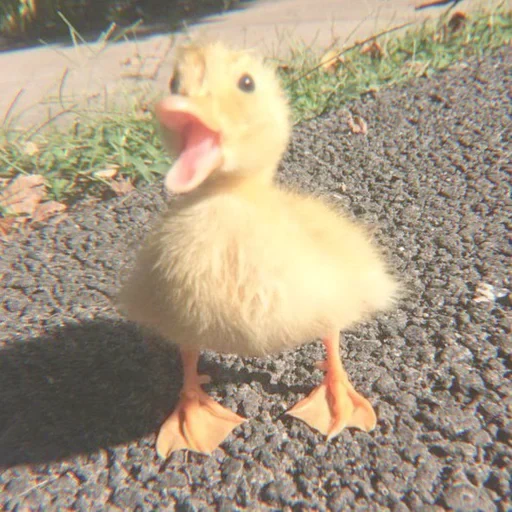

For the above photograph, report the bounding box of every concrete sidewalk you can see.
[0,0,496,128]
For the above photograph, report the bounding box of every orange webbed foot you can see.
[286,368,376,438]
[156,382,246,458]
[286,334,376,439]
[156,351,246,459]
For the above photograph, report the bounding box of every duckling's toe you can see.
[286,369,376,439]
[156,386,246,458]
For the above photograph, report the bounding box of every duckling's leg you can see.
[156,349,246,458]
[286,333,377,439]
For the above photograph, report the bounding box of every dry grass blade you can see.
[2,88,25,129]
[15,473,63,499]
[416,0,462,10]
[288,21,414,85]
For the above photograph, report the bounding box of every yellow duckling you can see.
[119,41,400,459]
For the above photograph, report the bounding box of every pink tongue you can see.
[165,123,221,193]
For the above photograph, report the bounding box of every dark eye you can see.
[238,73,255,93]
[169,72,180,94]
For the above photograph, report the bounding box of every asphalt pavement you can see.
[0,47,511,511]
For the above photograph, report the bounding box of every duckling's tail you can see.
[361,265,403,317]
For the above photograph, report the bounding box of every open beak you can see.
[155,96,223,194]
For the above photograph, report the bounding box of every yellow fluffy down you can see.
[119,183,399,357]
[118,41,399,357]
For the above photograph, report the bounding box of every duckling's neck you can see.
[194,167,277,198]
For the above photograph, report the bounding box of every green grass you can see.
[280,5,511,121]
[1,114,170,203]
[1,3,511,207]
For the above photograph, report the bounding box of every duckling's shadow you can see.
[0,320,302,468]
[201,357,308,397]
[0,320,181,468]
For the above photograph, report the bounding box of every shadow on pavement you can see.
[0,320,180,468]
[0,319,293,469]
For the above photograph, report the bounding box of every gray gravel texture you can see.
[1,47,511,511]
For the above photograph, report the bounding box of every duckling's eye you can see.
[169,72,180,94]
[238,73,255,93]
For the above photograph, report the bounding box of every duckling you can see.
[118,41,400,459]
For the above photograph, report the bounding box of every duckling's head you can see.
[156,41,291,194]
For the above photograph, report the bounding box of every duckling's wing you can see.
[288,191,399,310]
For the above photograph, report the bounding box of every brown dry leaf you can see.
[404,61,430,77]
[0,175,46,215]
[448,11,468,33]
[473,282,510,304]
[23,141,39,156]
[361,41,385,59]
[0,217,16,237]
[110,177,135,196]
[134,102,153,120]
[93,165,119,180]
[320,50,343,73]
[32,201,67,223]
[348,114,368,135]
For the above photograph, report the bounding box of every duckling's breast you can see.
[119,189,397,356]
